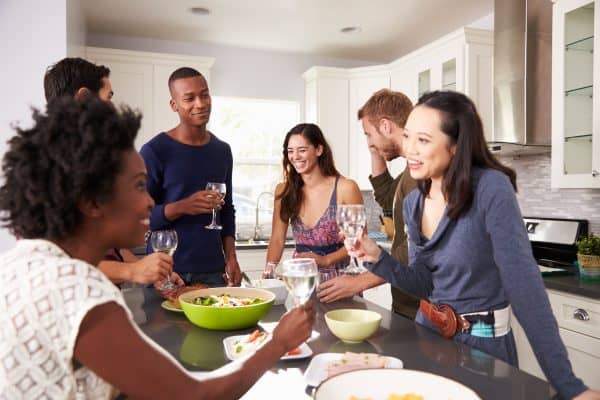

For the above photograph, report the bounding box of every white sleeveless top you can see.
[0,239,132,399]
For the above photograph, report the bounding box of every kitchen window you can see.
[209,96,300,230]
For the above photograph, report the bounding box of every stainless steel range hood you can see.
[491,0,552,155]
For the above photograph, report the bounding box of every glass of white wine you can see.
[336,204,367,275]
[205,182,226,230]
[279,258,319,307]
[150,229,178,290]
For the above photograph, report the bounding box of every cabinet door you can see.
[86,57,154,150]
[348,74,390,189]
[559,327,600,390]
[552,0,600,188]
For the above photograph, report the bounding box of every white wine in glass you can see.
[151,229,178,290]
[280,258,318,307]
[205,182,226,230]
[336,204,367,275]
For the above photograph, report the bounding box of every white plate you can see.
[161,300,183,313]
[259,321,320,342]
[223,334,313,361]
[314,368,481,400]
[304,353,403,387]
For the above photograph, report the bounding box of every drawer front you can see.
[547,290,600,339]
[558,328,600,391]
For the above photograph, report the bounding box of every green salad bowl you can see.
[179,287,275,330]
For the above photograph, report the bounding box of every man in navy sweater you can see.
[140,67,241,286]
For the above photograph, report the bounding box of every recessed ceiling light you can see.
[340,26,362,34]
[189,7,210,15]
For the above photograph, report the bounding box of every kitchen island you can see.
[122,287,554,399]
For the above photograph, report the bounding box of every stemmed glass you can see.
[279,258,319,307]
[336,204,367,275]
[150,229,179,290]
[205,182,226,230]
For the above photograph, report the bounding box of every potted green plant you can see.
[576,233,600,280]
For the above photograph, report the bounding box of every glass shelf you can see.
[565,35,594,51]
[565,85,593,96]
[565,134,592,142]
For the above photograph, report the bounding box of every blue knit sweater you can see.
[366,168,587,399]
[140,132,235,274]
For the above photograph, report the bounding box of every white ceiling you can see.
[82,0,494,63]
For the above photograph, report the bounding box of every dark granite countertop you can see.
[543,274,600,300]
[123,287,553,399]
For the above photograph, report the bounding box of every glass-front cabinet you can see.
[552,0,600,188]
[442,59,457,91]
[418,69,431,98]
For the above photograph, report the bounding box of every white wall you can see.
[67,0,87,57]
[0,0,75,251]
[86,32,375,118]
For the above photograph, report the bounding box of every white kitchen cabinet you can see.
[303,27,493,189]
[303,67,352,180]
[551,0,600,188]
[237,247,294,280]
[512,290,600,390]
[389,27,494,141]
[86,47,214,150]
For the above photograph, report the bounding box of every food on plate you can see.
[349,394,423,400]
[164,283,208,308]
[227,330,301,359]
[192,294,265,307]
[327,352,388,378]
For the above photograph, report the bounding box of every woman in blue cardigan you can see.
[349,91,599,400]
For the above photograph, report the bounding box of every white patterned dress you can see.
[0,239,132,399]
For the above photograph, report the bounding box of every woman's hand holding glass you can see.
[343,231,382,264]
[150,230,179,290]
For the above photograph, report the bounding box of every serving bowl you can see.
[251,278,287,305]
[324,309,382,343]
[179,287,274,330]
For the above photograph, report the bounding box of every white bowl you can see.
[252,279,287,305]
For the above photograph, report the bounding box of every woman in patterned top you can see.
[0,97,314,399]
[266,123,363,281]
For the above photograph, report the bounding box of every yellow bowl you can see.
[324,309,382,343]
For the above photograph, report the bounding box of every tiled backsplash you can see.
[361,153,600,236]
[500,154,600,235]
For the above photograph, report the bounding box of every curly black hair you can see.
[0,96,141,240]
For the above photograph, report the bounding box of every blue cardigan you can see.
[140,132,235,274]
[366,168,586,399]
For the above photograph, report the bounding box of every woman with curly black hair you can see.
[0,97,314,399]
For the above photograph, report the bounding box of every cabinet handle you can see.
[573,308,590,321]
[593,170,599,177]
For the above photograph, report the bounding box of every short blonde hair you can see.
[357,89,413,128]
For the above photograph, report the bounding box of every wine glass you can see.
[336,204,367,275]
[279,258,319,307]
[150,230,178,290]
[205,182,226,230]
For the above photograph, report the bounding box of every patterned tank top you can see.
[290,176,347,275]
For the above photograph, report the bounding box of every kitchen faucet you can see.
[254,191,274,241]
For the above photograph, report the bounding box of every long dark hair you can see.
[416,91,517,219]
[279,123,339,221]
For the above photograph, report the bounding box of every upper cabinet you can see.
[551,0,600,188]
[390,28,494,141]
[86,47,214,150]
[303,28,493,189]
